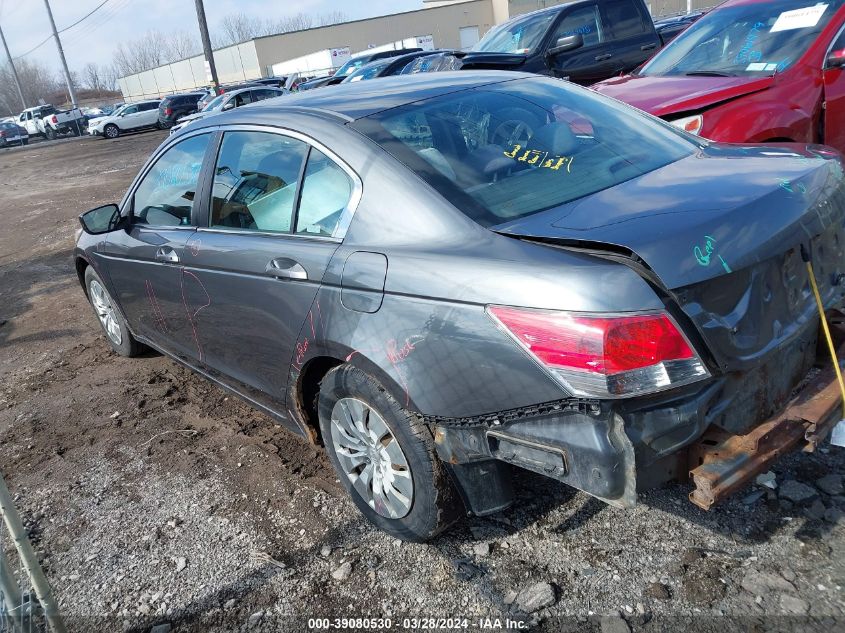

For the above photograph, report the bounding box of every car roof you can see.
[248,70,532,121]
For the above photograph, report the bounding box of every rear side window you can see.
[552,5,604,47]
[139,102,158,111]
[210,131,307,232]
[296,149,353,236]
[132,134,210,226]
[353,77,695,228]
[602,0,647,39]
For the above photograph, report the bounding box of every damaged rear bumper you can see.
[431,401,638,515]
[432,325,842,516]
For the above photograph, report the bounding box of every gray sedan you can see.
[74,71,845,540]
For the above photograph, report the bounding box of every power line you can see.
[13,0,114,59]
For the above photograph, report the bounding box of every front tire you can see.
[318,365,462,541]
[45,127,56,140]
[103,124,120,139]
[84,266,145,357]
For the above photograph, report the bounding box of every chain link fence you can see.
[0,476,64,633]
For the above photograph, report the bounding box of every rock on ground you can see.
[778,480,819,504]
[740,570,796,596]
[816,474,844,496]
[515,581,556,613]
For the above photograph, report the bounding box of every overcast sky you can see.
[0,0,423,73]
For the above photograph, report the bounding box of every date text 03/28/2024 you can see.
[307,617,529,630]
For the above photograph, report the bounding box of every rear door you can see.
[823,24,845,151]
[599,0,660,75]
[101,131,214,360]
[546,3,616,84]
[136,101,160,127]
[184,127,358,410]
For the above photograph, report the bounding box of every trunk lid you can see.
[494,144,845,375]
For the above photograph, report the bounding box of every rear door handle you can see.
[155,246,179,263]
[594,53,612,61]
[641,43,657,51]
[265,257,308,280]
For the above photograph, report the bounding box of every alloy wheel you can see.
[330,397,414,519]
[89,279,122,346]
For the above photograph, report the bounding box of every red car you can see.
[593,0,845,150]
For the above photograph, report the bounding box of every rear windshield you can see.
[641,0,845,76]
[353,78,696,227]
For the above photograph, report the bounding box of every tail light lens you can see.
[164,107,172,116]
[487,306,708,398]
[51,115,58,124]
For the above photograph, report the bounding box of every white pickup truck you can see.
[18,105,87,140]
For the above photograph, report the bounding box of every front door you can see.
[546,3,616,85]
[824,26,845,151]
[101,132,214,360]
[184,128,356,411]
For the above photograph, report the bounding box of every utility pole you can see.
[41,0,77,107]
[0,23,26,110]
[194,0,219,91]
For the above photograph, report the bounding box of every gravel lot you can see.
[0,129,843,633]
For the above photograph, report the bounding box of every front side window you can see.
[122,105,139,115]
[551,5,604,47]
[132,133,210,226]
[353,77,696,228]
[296,149,354,236]
[234,92,252,107]
[473,10,557,53]
[210,131,307,232]
[641,0,845,77]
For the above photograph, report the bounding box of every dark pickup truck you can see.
[461,0,661,85]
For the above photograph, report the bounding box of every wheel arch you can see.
[75,255,90,297]
[289,346,414,447]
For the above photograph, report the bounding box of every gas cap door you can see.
[341,251,388,313]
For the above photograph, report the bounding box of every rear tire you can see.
[104,124,120,139]
[84,266,145,357]
[318,365,463,542]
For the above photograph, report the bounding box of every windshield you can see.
[203,95,225,111]
[345,59,391,82]
[334,57,368,77]
[641,0,844,77]
[473,10,556,53]
[353,77,696,227]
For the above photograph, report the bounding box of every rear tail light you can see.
[51,115,58,124]
[164,107,172,116]
[487,306,708,398]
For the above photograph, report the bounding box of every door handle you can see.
[641,43,657,51]
[594,53,612,61]
[155,247,180,263]
[265,257,307,280]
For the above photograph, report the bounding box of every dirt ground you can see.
[1,131,844,633]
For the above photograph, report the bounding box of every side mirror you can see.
[79,204,121,235]
[827,49,845,68]
[547,34,584,58]
[222,101,235,111]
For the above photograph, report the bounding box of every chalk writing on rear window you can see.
[504,144,574,173]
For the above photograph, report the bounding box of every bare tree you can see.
[318,11,347,27]
[81,62,103,91]
[112,29,200,76]
[216,12,265,47]
[0,58,60,115]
